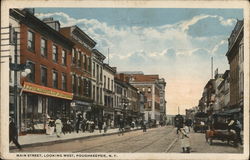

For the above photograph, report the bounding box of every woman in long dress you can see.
[55,117,63,138]
[180,123,191,153]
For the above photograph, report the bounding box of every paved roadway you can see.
[11,126,243,153]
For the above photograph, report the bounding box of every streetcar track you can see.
[131,129,174,153]
[74,127,175,153]
[73,129,156,152]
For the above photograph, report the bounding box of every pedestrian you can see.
[81,118,86,132]
[142,120,147,132]
[228,117,243,145]
[55,117,63,138]
[75,114,82,133]
[9,116,22,150]
[118,119,125,136]
[47,118,55,135]
[103,121,108,133]
[98,120,103,133]
[179,123,191,153]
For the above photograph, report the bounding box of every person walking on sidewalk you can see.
[118,119,125,136]
[98,120,103,133]
[103,121,108,133]
[9,116,22,150]
[228,117,243,145]
[75,114,82,133]
[47,118,55,136]
[55,117,63,138]
[179,122,191,153]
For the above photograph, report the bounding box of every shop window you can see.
[40,66,47,86]
[41,38,47,58]
[27,30,35,52]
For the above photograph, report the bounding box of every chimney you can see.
[42,17,60,31]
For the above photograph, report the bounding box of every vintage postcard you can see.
[1,0,249,159]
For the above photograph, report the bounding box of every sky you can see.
[35,8,243,115]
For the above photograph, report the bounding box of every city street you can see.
[11,126,243,153]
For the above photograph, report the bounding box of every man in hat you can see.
[9,116,22,150]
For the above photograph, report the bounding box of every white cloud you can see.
[35,11,234,114]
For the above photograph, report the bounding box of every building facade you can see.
[60,25,96,121]
[13,9,75,133]
[225,20,244,123]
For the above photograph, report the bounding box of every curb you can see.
[10,128,142,150]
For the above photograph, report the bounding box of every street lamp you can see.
[9,31,31,140]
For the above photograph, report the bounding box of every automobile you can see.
[193,112,208,133]
[205,112,238,147]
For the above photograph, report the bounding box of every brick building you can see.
[11,9,75,133]
[60,25,96,120]
[118,72,163,125]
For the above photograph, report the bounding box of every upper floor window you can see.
[92,62,96,78]
[52,45,58,62]
[72,75,76,94]
[27,30,35,52]
[111,80,114,92]
[41,38,47,58]
[108,78,110,90]
[27,61,35,83]
[72,48,76,65]
[62,49,67,66]
[239,44,244,63]
[104,75,106,89]
[88,57,91,72]
[62,73,67,91]
[84,55,87,70]
[40,66,47,86]
[100,67,103,81]
[77,51,81,67]
[52,70,58,89]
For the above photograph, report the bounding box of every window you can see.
[78,77,81,95]
[108,78,110,90]
[96,87,99,103]
[27,61,35,82]
[148,87,151,93]
[41,38,47,57]
[72,48,76,64]
[9,25,15,45]
[88,57,91,72]
[9,57,12,82]
[52,45,58,62]
[111,80,113,91]
[239,44,244,63]
[27,30,35,51]
[72,75,76,94]
[96,64,99,82]
[52,70,58,89]
[93,85,96,101]
[100,67,103,81]
[77,51,81,67]
[62,49,67,66]
[62,73,67,91]
[41,66,47,86]
[84,55,87,70]
[104,76,106,89]
[92,62,96,78]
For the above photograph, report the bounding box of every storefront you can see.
[103,107,114,128]
[114,109,123,128]
[70,100,91,121]
[20,82,73,134]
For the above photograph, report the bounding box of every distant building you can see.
[217,70,230,112]
[117,72,165,125]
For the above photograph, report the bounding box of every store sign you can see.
[23,82,73,100]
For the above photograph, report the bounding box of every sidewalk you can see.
[10,127,141,150]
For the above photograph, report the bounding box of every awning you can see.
[22,82,73,100]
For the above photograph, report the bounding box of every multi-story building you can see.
[11,9,75,134]
[217,70,230,112]
[119,72,163,125]
[213,69,224,113]
[103,63,116,127]
[226,19,244,123]
[91,49,106,122]
[202,79,216,115]
[158,78,167,124]
[60,25,96,120]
